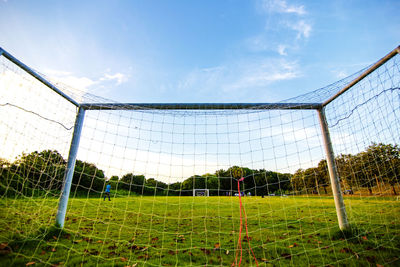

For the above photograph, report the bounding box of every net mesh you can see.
[0,49,399,266]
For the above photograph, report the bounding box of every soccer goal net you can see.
[193,189,209,197]
[0,46,399,266]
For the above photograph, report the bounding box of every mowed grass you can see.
[0,195,399,266]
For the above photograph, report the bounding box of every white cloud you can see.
[230,59,300,89]
[249,0,312,55]
[57,75,97,91]
[262,0,306,15]
[331,70,348,79]
[44,69,96,92]
[246,35,270,52]
[177,58,301,100]
[43,69,128,95]
[278,44,287,55]
[100,73,127,85]
[288,20,312,39]
[42,69,72,76]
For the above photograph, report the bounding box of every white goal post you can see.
[1,45,400,266]
[2,45,399,230]
[193,189,209,196]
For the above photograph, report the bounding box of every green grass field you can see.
[0,196,399,266]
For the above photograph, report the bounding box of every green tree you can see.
[227,166,252,194]
[119,173,146,195]
[336,154,359,193]
[263,171,280,195]
[72,160,106,193]
[357,151,377,194]
[276,172,292,194]
[253,169,268,196]
[0,150,67,196]
[110,175,119,181]
[315,160,330,194]
[291,169,305,195]
[168,182,182,196]
[215,168,232,194]
[364,143,400,195]
[144,178,167,195]
[108,175,119,192]
[182,175,206,195]
[15,150,66,191]
[144,178,158,195]
[302,168,317,194]
[204,174,218,196]
[0,158,22,196]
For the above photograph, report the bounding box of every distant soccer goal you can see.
[193,189,209,197]
[0,46,399,266]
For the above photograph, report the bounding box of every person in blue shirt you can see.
[103,183,111,201]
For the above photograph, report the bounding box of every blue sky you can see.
[1,0,399,104]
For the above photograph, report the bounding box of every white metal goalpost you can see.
[193,189,210,197]
[1,45,399,229]
[1,45,400,266]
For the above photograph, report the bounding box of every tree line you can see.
[0,150,292,197]
[0,143,398,197]
[292,143,400,195]
[107,169,292,197]
[0,150,106,197]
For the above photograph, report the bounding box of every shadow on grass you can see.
[39,225,69,241]
[8,225,70,250]
[331,224,368,243]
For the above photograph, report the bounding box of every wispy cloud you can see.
[100,73,127,85]
[287,20,312,39]
[331,70,348,79]
[177,58,301,101]
[278,44,287,55]
[329,62,371,80]
[249,0,312,54]
[263,0,306,15]
[245,35,270,52]
[227,59,300,90]
[161,1,309,102]
[44,69,128,92]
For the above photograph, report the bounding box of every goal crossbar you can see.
[80,102,322,110]
[1,45,400,232]
[2,45,399,111]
